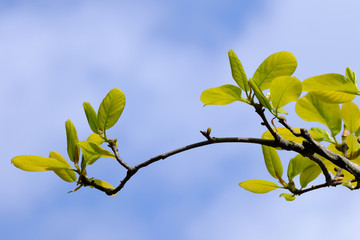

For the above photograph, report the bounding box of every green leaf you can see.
[345,67,357,87]
[79,141,115,165]
[252,51,297,90]
[346,134,360,160]
[97,88,126,132]
[302,73,359,103]
[270,76,302,114]
[262,127,325,143]
[65,120,79,163]
[11,155,71,171]
[249,78,274,112]
[262,146,283,179]
[91,179,116,196]
[83,102,99,133]
[310,127,335,143]
[295,92,342,136]
[342,101,360,134]
[279,193,295,201]
[287,154,315,180]
[49,151,76,182]
[228,50,249,92]
[239,179,282,193]
[300,164,321,188]
[200,84,244,106]
[87,133,105,145]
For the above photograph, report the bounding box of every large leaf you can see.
[83,102,99,133]
[97,88,126,132]
[270,76,302,114]
[249,78,273,112]
[262,146,283,179]
[302,73,359,94]
[49,151,76,182]
[300,164,321,188]
[287,154,315,180]
[239,179,282,193]
[65,120,79,162]
[308,91,355,104]
[252,51,297,90]
[79,141,115,165]
[295,92,342,137]
[200,84,244,106]
[228,50,249,92]
[342,101,360,134]
[11,155,71,171]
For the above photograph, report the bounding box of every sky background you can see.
[2,0,360,239]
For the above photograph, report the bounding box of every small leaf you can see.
[65,120,79,163]
[252,51,297,90]
[300,164,321,188]
[249,78,274,112]
[11,155,71,171]
[79,141,115,165]
[83,102,99,133]
[342,101,360,134]
[239,179,282,193]
[87,133,105,145]
[228,50,249,92]
[310,127,335,143]
[287,154,315,180]
[346,134,360,160]
[279,193,295,201]
[262,146,283,179]
[200,84,244,106]
[345,67,357,87]
[262,127,325,144]
[91,179,116,196]
[270,76,302,114]
[97,88,126,132]
[295,92,342,137]
[49,151,76,182]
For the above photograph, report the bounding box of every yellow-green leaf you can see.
[65,119,79,163]
[310,127,335,144]
[308,91,355,104]
[252,51,297,90]
[87,133,105,145]
[346,134,360,160]
[83,102,99,133]
[270,76,302,114]
[345,67,357,87]
[249,78,273,112]
[91,179,116,196]
[262,146,283,179]
[239,179,281,193]
[200,84,244,106]
[11,155,71,172]
[300,164,321,188]
[49,151,76,182]
[279,193,295,201]
[262,127,325,144]
[295,92,341,137]
[228,50,249,92]
[342,101,360,134]
[79,141,115,165]
[287,154,314,180]
[97,88,126,132]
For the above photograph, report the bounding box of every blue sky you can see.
[2,0,360,239]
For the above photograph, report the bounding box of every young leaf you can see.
[65,120,79,163]
[287,154,315,180]
[228,50,249,92]
[90,179,117,196]
[252,51,297,90]
[342,101,360,134]
[97,88,126,132]
[310,127,335,144]
[300,164,321,188]
[87,133,105,145]
[346,134,360,160]
[295,92,342,137]
[345,67,357,87]
[270,76,302,114]
[200,84,244,106]
[239,179,282,193]
[49,151,76,182]
[83,102,99,133]
[279,193,295,201]
[78,141,115,165]
[262,146,283,179]
[11,155,71,171]
[249,78,274,113]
